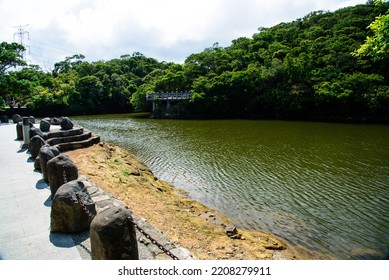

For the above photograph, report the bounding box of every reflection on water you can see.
[74,115,389,259]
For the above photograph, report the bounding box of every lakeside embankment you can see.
[65,141,330,260]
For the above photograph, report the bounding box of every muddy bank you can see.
[65,142,330,260]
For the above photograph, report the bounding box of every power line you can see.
[13,24,30,61]
[29,51,55,63]
[29,39,82,57]
[29,44,69,59]
[12,26,102,69]
[29,38,101,61]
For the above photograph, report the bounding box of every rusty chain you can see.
[75,192,96,219]
[127,216,180,260]
[62,168,67,184]
[64,164,178,259]
[74,192,179,260]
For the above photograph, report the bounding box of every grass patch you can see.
[110,158,122,166]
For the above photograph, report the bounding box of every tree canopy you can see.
[1,2,389,122]
[0,42,26,75]
[140,2,389,121]
[354,0,389,61]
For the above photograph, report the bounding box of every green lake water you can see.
[73,114,389,259]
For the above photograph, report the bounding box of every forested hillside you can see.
[0,52,172,116]
[1,2,389,121]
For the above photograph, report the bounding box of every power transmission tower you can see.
[13,24,30,61]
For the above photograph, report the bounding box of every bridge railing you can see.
[146,92,192,101]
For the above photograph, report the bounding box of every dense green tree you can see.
[52,54,85,75]
[76,75,104,113]
[2,3,389,121]
[131,69,166,111]
[0,42,26,75]
[0,42,27,106]
[354,1,389,60]
[1,65,54,107]
[176,2,389,121]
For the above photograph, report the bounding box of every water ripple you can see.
[74,117,389,259]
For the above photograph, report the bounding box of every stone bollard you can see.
[47,154,78,198]
[16,122,23,140]
[90,206,139,260]
[30,126,44,139]
[61,117,74,130]
[51,117,61,125]
[17,121,34,140]
[34,156,41,170]
[39,144,60,182]
[1,116,8,123]
[29,135,46,159]
[51,180,96,233]
[40,119,51,132]
[12,114,22,123]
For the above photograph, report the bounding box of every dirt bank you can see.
[65,142,329,260]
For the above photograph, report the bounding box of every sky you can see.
[0,0,367,69]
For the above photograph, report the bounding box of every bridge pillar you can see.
[147,92,192,116]
[166,100,171,111]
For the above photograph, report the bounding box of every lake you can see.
[73,114,389,259]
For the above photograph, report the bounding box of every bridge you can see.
[146,91,192,101]
[146,92,192,117]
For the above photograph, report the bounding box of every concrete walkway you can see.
[0,123,84,260]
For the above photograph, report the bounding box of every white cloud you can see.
[0,0,368,65]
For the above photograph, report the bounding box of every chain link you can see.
[74,191,179,260]
[75,192,96,219]
[63,169,67,184]
[127,216,180,260]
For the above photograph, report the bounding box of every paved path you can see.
[0,123,84,260]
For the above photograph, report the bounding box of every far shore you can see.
[65,141,331,260]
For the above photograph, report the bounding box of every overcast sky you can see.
[0,0,367,68]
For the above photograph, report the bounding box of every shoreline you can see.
[65,141,331,260]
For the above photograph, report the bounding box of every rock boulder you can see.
[47,154,78,198]
[12,114,22,123]
[61,117,74,130]
[16,122,23,140]
[28,135,46,159]
[90,205,139,260]
[51,117,61,125]
[39,144,60,182]
[51,180,96,233]
[39,119,51,132]
[30,127,44,139]
[34,156,41,170]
